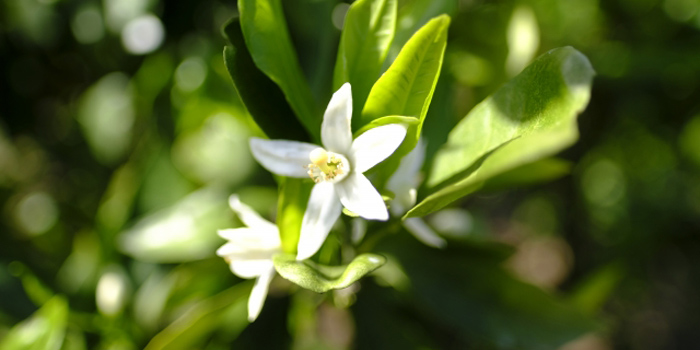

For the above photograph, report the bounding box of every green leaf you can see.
[379,236,597,349]
[144,284,250,350]
[333,0,397,129]
[361,15,450,183]
[238,0,321,140]
[273,253,387,293]
[479,157,572,192]
[276,177,313,254]
[384,0,458,71]
[222,17,309,141]
[0,296,68,350]
[568,262,623,315]
[407,47,594,218]
[353,115,419,137]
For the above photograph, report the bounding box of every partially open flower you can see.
[386,139,447,249]
[217,195,280,322]
[249,83,407,260]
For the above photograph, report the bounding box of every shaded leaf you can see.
[407,47,594,218]
[238,0,320,140]
[273,253,386,293]
[378,235,598,349]
[333,0,397,129]
[144,284,250,350]
[222,17,309,141]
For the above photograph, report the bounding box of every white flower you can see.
[386,139,447,249]
[249,83,407,260]
[216,195,280,322]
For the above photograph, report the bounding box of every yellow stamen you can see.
[309,148,331,173]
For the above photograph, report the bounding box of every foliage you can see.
[2,0,700,349]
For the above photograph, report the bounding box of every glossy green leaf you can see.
[361,15,450,183]
[276,177,313,254]
[238,0,320,140]
[407,47,594,218]
[333,0,397,129]
[384,0,458,71]
[273,253,386,293]
[0,296,68,350]
[222,18,309,141]
[353,115,419,137]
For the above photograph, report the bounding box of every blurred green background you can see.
[2,0,700,349]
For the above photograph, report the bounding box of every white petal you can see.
[247,263,275,322]
[249,137,317,178]
[230,259,274,279]
[297,183,342,260]
[403,218,447,249]
[228,195,278,231]
[217,228,280,251]
[386,138,425,195]
[350,124,407,173]
[335,173,388,221]
[321,83,353,153]
[389,188,417,217]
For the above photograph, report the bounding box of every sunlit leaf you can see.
[384,0,458,70]
[276,178,313,254]
[407,47,594,218]
[223,17,309,141]
[333,0,397,129]
[273,253,386,293]
[237,0,321,140]
[0,296,68,350]
[361,15,450,183]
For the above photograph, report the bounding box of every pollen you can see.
[306,148,346,183]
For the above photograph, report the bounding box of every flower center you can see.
[306,148,350,183]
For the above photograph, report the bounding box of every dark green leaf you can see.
[238,0,321,140]
[379,236,598,349]
[222,17,309,141]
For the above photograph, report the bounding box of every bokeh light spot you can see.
[175,57,207,92]
[15,191,58,236]
[121,14,165,55]
[96,267,129,316]
[71,6,105,44]
[582,159,626,207]
[332,3,350,30]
